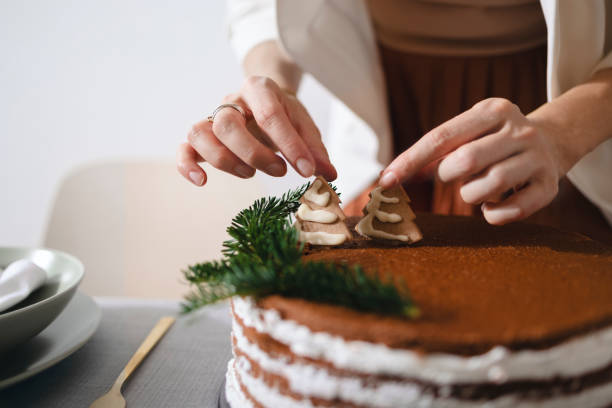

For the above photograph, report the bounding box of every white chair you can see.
[43,160,265,299]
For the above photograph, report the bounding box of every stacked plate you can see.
[0,247,101,389]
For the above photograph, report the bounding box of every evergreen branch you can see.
[182,256,418,317]
[328,182,339,196]
[272,261,418,316]
[222,184,308,259]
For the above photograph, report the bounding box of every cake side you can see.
[227,296,612,408]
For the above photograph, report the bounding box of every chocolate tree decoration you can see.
[356,185,422,244]
[295,176,352,246]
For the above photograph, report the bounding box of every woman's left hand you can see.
[379,98,567,225]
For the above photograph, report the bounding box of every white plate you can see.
[0,247,85,352]
[0,291,101,389]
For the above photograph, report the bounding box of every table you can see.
[0,297,232,408]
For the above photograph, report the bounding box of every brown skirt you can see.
[344,44,612,245]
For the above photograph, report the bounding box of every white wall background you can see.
[0,0,333,247]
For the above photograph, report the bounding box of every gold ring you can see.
[207,103,246,123]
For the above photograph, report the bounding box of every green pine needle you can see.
[181,182,418,317]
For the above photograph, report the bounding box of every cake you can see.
[224,214,612,408]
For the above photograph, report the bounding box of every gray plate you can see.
[0,291,101,389]
[0,247,84,353]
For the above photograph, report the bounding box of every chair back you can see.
[44,160,264,298]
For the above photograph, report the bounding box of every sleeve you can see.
[591,2,612,75]
[226,0,279,62]
[591,51,612,75]
[567,2,612,226]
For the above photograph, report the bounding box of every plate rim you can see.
[0,246,84,320]
[0,291,101,389]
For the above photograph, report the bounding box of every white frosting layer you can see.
[227,355,612,408]
[226,359,254,408]
[303,179,329,206]
[233,321,424,407]
[296,203,338,223]
[233,296,612,385]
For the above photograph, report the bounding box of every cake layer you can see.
[230,298,612,407]
[263,214,612,354]
[227,356,612,408]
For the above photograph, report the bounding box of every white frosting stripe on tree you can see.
[296,203,338,223]
[297,230,347,245]
[232,296,612,385]
[303,179,330,206]
[294,220,347,246]
[375,210,402,223]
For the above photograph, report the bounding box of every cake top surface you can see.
[259,214,612,355]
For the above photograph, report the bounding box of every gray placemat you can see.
[0,298,232,408]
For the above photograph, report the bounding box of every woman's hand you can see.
[177,76,337,186]
[380,98,567,225]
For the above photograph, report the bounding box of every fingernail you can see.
[329,163,338,179]
[483,204,522,223]
[189,171,204,186]
[296,158,314,177]
[379,171,398,187]
[234,164,253,178]
[265,163,285,176]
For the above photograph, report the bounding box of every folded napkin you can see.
[0,259,47,313]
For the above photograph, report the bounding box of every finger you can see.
[437,129,523,183]
[381,98,517,188]
[291,106,337,180]
[246,117,278,151]
[242,77,315,177]
[177,142,207,186]
[413,156,444,181]
[239,92,335,179]
[460,151,539,205]
[212,106,287,177]
[188,121,255,179]
[481,177,557,225]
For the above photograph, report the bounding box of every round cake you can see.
[225,214,612,407]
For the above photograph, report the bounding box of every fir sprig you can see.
[182,183,418,317]
[222,184,307,260]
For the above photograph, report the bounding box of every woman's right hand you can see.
[177,76,337,186]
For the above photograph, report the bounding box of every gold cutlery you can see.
[89,316,176,408]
